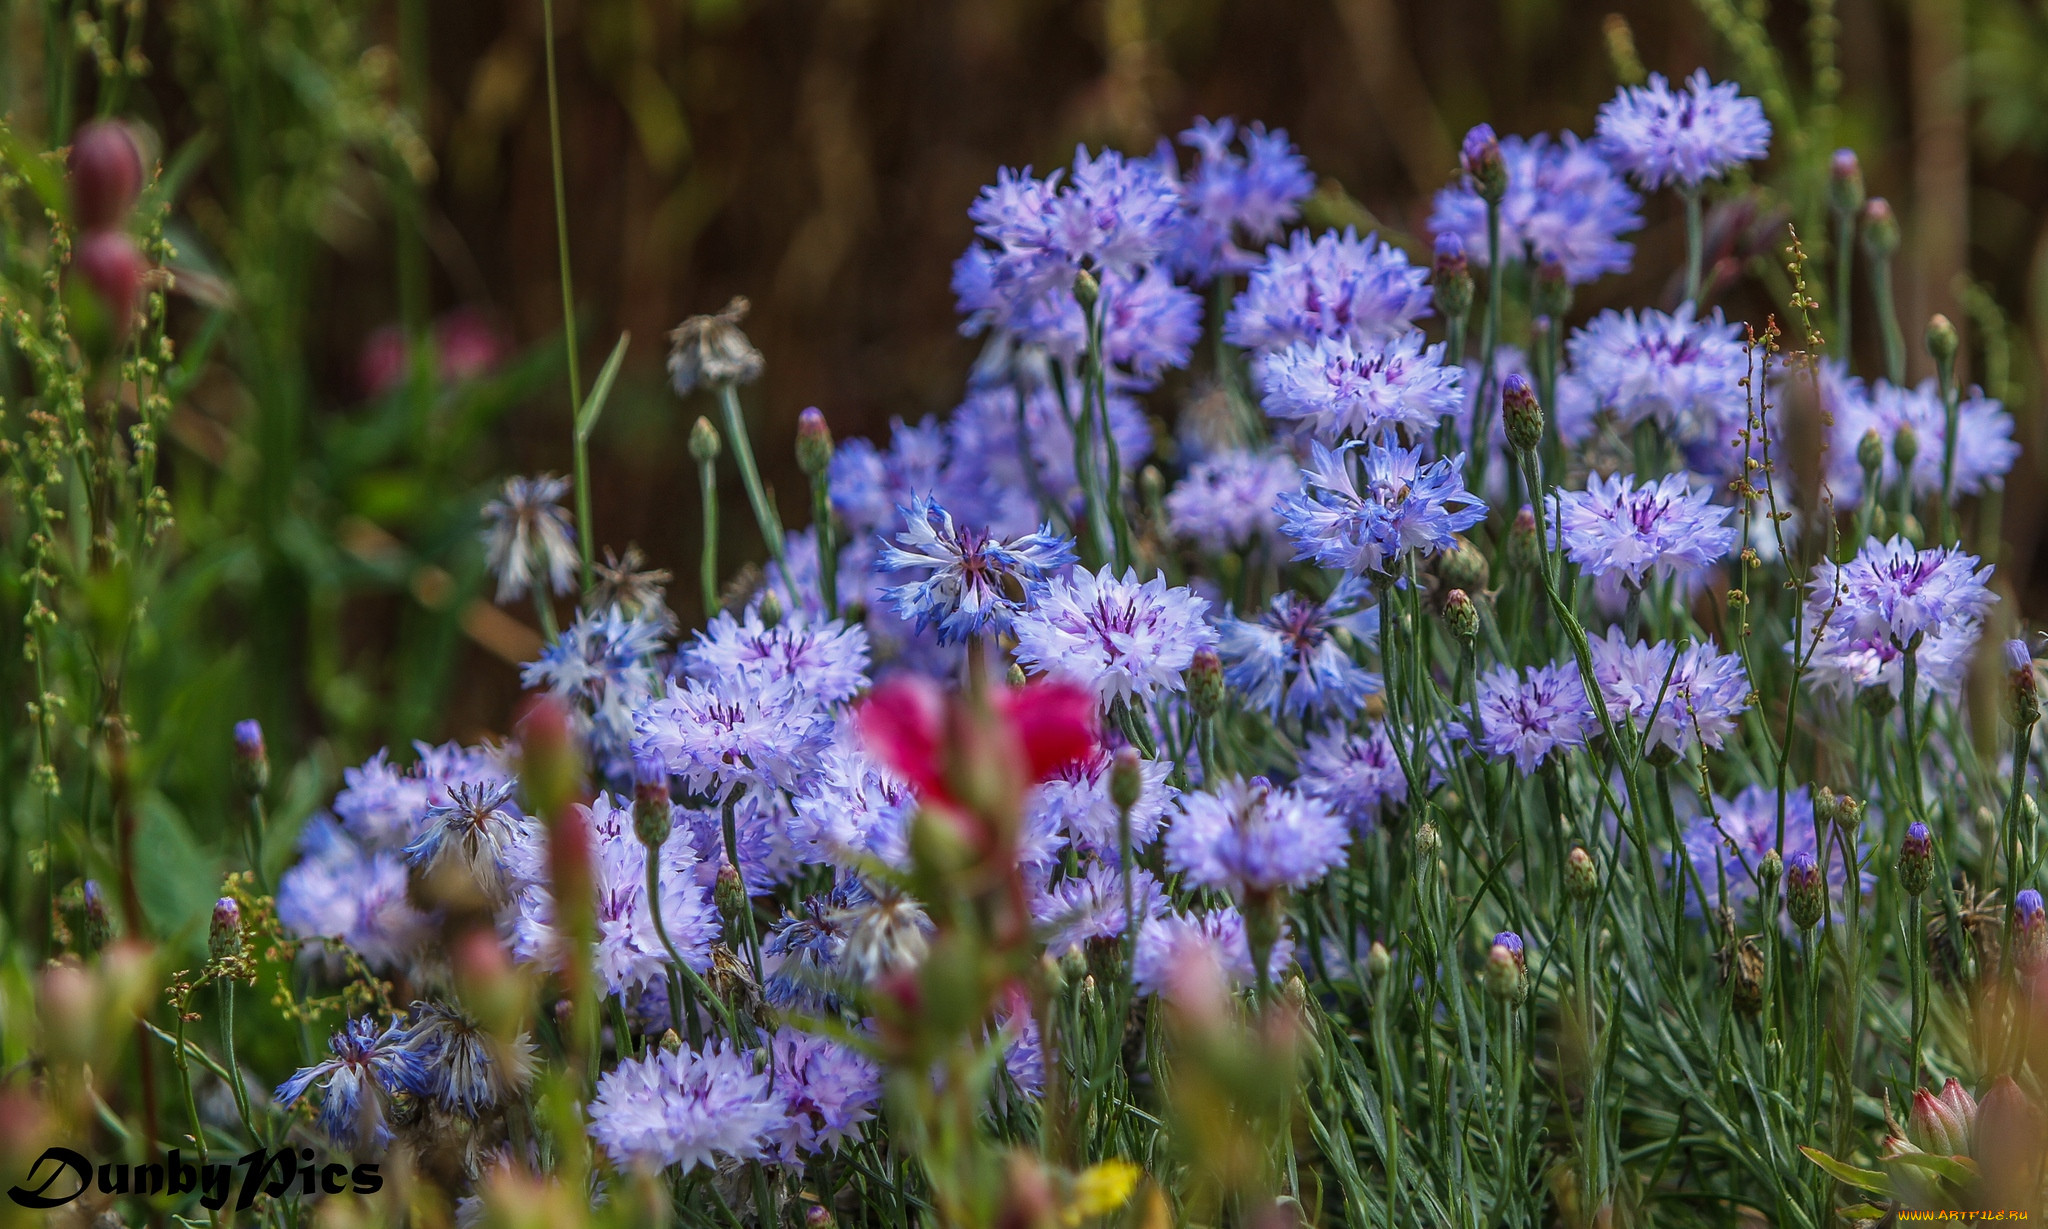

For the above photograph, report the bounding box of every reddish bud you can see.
[73,230,144,329]
[68,122,143,231]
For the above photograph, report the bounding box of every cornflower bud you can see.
[232,719,269,796]
[1829,149,1865,219]
[1564,846,1598,901]
[1897,822,1933,898]
[759,588,784,629]
[1861,198,1900,259]
[68,121,144,231]
[1006,662,1028,688]
[1432,232,1473,320]
[1785,851,1824,930]
[1365,941,1391,980]
[1109,746,1143,813]
[689,414,722,461]
[1814,786,1865,837]
[1485,931,1527,1003]
[209,896,243,963]
[1857,427,1885,475]
[1073,269,1100,312]
[660,1028,684,1054]
[1531,249,1571,321]
[2015,889,2047,970]
[1414,821,1440,861]
[1893,424,1919,471]
[1187,648,1225,717]
[1758,848,1783,898]
[1442,589,1479,643]
[1502,374,1544,453]
[1139,464,1166,514]
[80,881,112,954]
[796,406,834,477]
[1505,505,1542,575]
[1436,534,1489,595]
[1460,124,1507,203]
[804,1204,834,1229]
[2006,639,2040,729]
[667,297,763,394]
[1925,314,1959,368]
[715,862,748,925]
[632,777,673,848]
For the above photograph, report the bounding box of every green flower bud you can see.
[690,415,723,462]
[715,862,748,924]
[1436,534,1489,595]
[1432,233,1473,321]
[1074,269,1100,312]
[1925,314,1959,368]
[796,406,834,477]
[1415,821,1440,861]
[1109,746,1143,813]
[1442,589,1479,643]
[1502,374,1544,454]
[1505,505,1542,576]
[633,778,673,848]
[209,896,243,963]
[1857,427,1884,475]
[1187,647,1225,717]
[1365,940,1391,980]
[759,588,784,629]
[1564,846,1598,901]
[1861,198,1900,259]
[1785,852,1824,930]
[1897,822,1933,898]
[1893,424,1919,471]
[1829,149,1865,219]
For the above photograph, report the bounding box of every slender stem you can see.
[219,979,258,1142]
[1683,187,1704,305]
[1935,351,1961,543]
[1832,206,1856,361]
[539,0,591,592]
[1871,251,1906,386]
[810,469,838,618]
[698,455,720,614]
[716,384,789,574]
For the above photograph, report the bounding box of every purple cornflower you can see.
[1808,537,1997,651]
[522,605,666,781]
[1296,724,1407,831]
[1133,907,1296,999]
[1164,448,1301,555]
[1474,663,1595,772]
[1548,471,1737,588]
[681,603,871,707]
[588,1040,781,1173]
[277,818,431,972]
[511,793,717,998]
[1165,776,1349,897]
[1595,70,1772,190]
[480,474,579,602]
[1011,566,1215,704]
[1256,330,1464,442]
[955,258,1201,387]
[1276,440,1489,574]
[1589,627,1749,758]
[395,1001,535,1116]
[1428,132,1643,284]
[1027,749,1178,855]
[828,415,948,539]
[761,877,869,1013]
[632,675,832,798]
[939,381,1152,539]
[878,495,1076,643]
[1566,304,1749,465]
[1164,117,1315,280]
[1034,861,1168,957]
[1216,586,1382,721]
[788,733,916,870]
[1224,228,1433,354]
[329,740,512,852]
[1681,784,1865,922]
[1825,375,2019,506]
[764,1027,881,1166]
[402,780,539,906]
[276,1016,428,1151]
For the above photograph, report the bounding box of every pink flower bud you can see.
[68,122,143,231]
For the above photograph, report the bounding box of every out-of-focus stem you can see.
[716,383,789,575]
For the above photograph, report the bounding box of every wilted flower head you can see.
[1165,776,1349,897]
[481,475,579,603]
[1277,440,1488,574]
[1595,69,1772,190]
[276,1016,428,1151]
[879,496,1076,644]
[396,1001,535,1115]
[1011,566,1215,704]
[668,296,764,393]
[1547,471,1737,588]
[402,781,538,906]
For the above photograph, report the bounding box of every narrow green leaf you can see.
[1799,1146,1893,1195]
[1836,1204,1889,1221]
[1886,1150,1979,1186]
[575,332,630,442]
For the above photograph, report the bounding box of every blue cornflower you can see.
[1296,723,1407,832]
[1589,627,1749,759]
[1811,537,1997,651]
[1033,861,1167,957]
[788,733,915,870]
[1276,440,1488,574]
[1133,907,1296,999]
[1824,373,2019,507]
[480,474,579,603]
[277,818,430,972]
[588,1040,781,1173]
[402,780,539,906]
[394,1001,535,1116]
[1681,784,1866,924]
[954,259,1201,389]
[1547,471,1736,588]
[632,675,831,798]
[1224,228,1432,354]
[1595,69,1772,190]
[1566,302,1749,472]
[1164,117,1315,280]
[1428,132,1643,284]
[1216,586,1382,721]
[761,877,870,1014]
[829,415,948,539]
[1164,448,1301,555]
[1011,566,1216,704]
[878,496,1076,643]
[939,381,1153,538]
[681,602,871,707]
[1474,663,1595,773]
[522,605,666,781]
[1165,776,1349,897]
[1257,330,1464,442]
[276,1015,429,1151]
[1027,749,1178,855]
[333,743,507,851]
[764,1027,881,1166]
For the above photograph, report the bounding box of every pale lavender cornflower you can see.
[1296,724,1407,831]
[1165,776,1349,897]
[680,789,800,895]
[1547,471,1737,588]
[1165,117,1315,280]
[1566,304,1749,468]
[1825,375,2019,506]
[1595,70,1772,190]
[481,474,579,602]
[828,415,948,539]
[954,257,1200,387]
[329,742,511,853]
[402,780,539,906]
[1164,448,1301,555]
[511,793,717,998]
[1224,228,1433,353]
[1681,784,1865,923]
[395,1001,535,1116]
[763,1027,881,1166]
[1276,440,1488,574]
[1216,586,1382,721]
[522,605,666,781]
[1027,749,1178,854]
[1256,330,1464,442]
[1034,862,1168,957]
[1588,627,1749,758]
[1133,907,1296,999]
[1428,132,1643,284]
[1801,538,1996,700]
[588,1040,781,1173]
[878,496,1077,643]
[787,732,916,870]
[939,381,1152,538]
[681,603,871,706]
[277,818,432,972]
[1011,566,1215,704]
[276,1016,428,1151]
[632,675,832,798]
[1474,663,1595,772]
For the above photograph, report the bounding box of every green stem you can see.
[716,384,789,574]
[1871,251,1906,386]
[1832,206,1855,361]
[810,470,838,618]
[1683,186,1704,305]
[220,980,258,1143]
[698,455,720,614]
[539,0,591,593]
